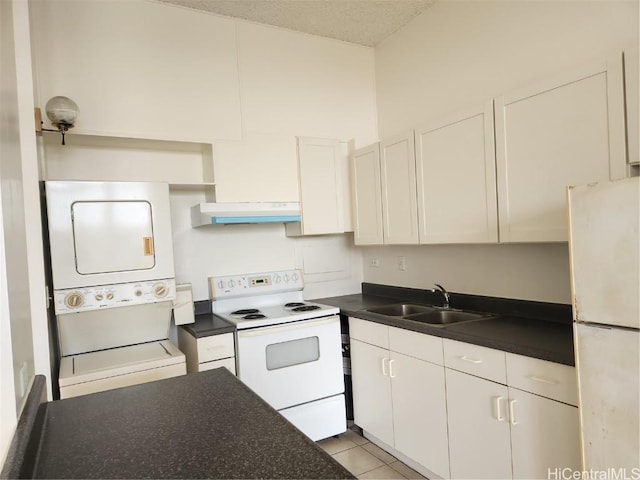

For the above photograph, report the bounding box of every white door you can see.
[508,388,581,479]
[72,201,155,274]
[415,102,498,244]
[495,55,626,242]
[568,177,640,329]
[236,316,343,411]
[574,324,639,471]
[446,368,513,479]
[380,131,419,244]
[350,338,394,446]
[390,351,450,479]
[351,143,384,245]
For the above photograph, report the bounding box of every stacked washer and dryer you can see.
[45,181,187,399]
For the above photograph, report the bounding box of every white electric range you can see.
[210,269,346,441]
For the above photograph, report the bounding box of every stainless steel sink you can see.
[366,304,437,316]
[404,309,492,326]
[365,303,493,327]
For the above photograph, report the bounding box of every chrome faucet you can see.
[432,284,450,309]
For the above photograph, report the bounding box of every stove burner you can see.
[243,314,267,320]
[284,302,306,308]
[232,309,260,315]
[292,305,321,312]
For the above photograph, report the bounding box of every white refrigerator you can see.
[568,176,639,471]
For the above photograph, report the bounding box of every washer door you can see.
[72,200,155,274]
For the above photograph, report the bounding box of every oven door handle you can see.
[236,315,337,337]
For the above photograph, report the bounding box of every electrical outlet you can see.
[369,258,380,268]
[398,256,406,271]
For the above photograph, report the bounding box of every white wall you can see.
[0,0,38,463]
[370,0,639,303]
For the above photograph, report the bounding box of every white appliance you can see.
[210,269,346,441]
[567,176,640,471]
[45,181,186,399]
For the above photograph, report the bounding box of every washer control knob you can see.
[135,290,143,297]
[153,283,168,298]
[95,293,104,301]
[64,292,84,309]
[106,292,114,300]
[228,280,236,288]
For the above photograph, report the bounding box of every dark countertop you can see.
[180,312,235,338]
[4,370,353,479]
[313,288,575,366]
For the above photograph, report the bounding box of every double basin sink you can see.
[364,303,494,327]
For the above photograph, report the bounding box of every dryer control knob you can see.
[135,290,142,297]
[106,292,114,300]
[95,294,104,301]
[65,292,84,309]
[153,283,168,298]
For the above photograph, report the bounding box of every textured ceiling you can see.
[158,0,436,47]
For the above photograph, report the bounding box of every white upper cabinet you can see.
[380,131,419,244]
[495,54,627,242]
[31,0,241,143]
[286,137,350,236]
[351,144,384,245]
[415,102,498,244]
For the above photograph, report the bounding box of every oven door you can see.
[236,315,344,410]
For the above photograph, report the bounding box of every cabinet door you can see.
[380,131,419,244]
[495,54,627,242]
[391,352,450,479]
[350,339,393,445]
[508,388,580,479]
[415,102,498,243]
[288,137,345,235]
[351,144,384,245]
[446,369,512,479]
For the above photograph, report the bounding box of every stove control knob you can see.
[283,274,290,283]
[218,280,225,289]
[274,275,281,284]
[292,273,299,282]
[153,283,168,298]
[95,293,104,301]
[106,292,114,300]
[65,292,84,309]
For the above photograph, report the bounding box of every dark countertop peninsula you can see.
[313,283,575,366]
[2,370,354,480]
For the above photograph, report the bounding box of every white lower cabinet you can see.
[446,368,513,479]
[177,330,236,375]
[350,318,580,480]
[444,339,580,480]
[349,317,450,478]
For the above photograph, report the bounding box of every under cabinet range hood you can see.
[191,202,301,226]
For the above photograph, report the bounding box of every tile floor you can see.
[317,427,426,479]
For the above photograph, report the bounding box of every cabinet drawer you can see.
[389,326,443,366]
[199,357,236,375]
[506,353,577,406]
[197,333,235,363]
[349,317,389,348]
[443,339,506,384]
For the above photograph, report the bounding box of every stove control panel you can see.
[53,279,176,315]
[209,269,304,300]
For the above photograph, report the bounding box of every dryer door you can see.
[72,200,155,274]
